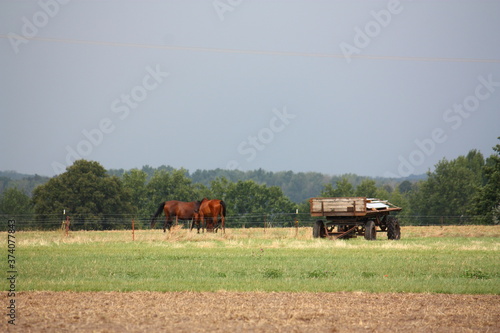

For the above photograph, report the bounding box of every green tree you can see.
[386,187,410,219]
[296,199,311,218]
[226,180,266,215]
[209,177,231,199]
[320,183,336,197]
[320,177,354,197]
[471,138,500,224]
[145,168,198,215]
[374,186,390,202]
[398,180,413,194]
[219,180,296,227]
[0,188,32,216]
[355,179,378,197]
[410,150,485,218]
[32,160,133,230]
[122,169,148,216]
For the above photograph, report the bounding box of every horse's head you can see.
[194,199,204,212]
[205,220,215,232]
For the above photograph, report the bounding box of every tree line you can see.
[1,138,499,229]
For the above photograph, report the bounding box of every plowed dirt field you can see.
[5,291,499,332]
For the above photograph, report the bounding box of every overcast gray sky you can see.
[1,0,499,178]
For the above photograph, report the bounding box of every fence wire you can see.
[0,213,495,232]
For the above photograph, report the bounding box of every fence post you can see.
[62,215,70,237]
[132,219,135,241]
[295,209,299,237]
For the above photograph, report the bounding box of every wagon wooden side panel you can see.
[310,197,367,217]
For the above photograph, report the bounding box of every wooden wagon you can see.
[310,197,402,240]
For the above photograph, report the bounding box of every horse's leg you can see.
[207,207,213,233]
[205,217,210,232]
[219,208,224,234]
[196,216,201,233]
[214,207,220,233]
[191,217,200,234]
[212,211,218,233]
[201,213,205,233]
[211,217,216,233]
[168,216,173,231]
[164,214,173,232]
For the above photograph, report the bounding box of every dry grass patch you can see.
[402,225,500,238]
[12,225,500,247]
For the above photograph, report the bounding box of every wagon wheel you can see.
[313,220,326,238]
[364,220,376,240]
[387,217,401,240]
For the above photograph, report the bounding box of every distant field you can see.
[5,225,499,294]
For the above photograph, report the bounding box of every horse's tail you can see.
[151,202,165,228]
[220,200,226,218]
[220,200,227,234]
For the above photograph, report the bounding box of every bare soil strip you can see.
[5,291,499,332]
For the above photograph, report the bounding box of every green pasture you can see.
[4,227,500,294]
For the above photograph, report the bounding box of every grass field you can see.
[6,225,499,294]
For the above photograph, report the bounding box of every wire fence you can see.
[0,213,496,232]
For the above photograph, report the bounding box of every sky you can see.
[1,0,499,178]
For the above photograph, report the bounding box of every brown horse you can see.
[192,198,226,233]
[151,200,201,232]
